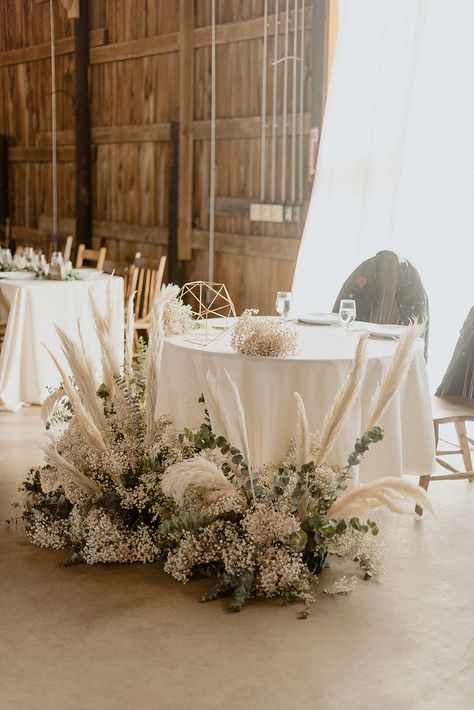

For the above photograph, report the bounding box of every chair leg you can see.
[415,474,431,516]
[455,420,473,476]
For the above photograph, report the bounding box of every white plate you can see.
[359,323,408,338]
[73,268,103,280]
[298,312,340,326]
[0,270,36,281]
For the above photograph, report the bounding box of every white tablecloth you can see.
[158,321,436,481]
[0,275,124,411]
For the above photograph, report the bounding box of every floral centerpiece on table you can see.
[231,308,297,357]
[16,283,431,616]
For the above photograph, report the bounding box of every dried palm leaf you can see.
[366,323,423,430]
[294,392,310,469]
[327,476,433,518]
[42,443,101,495]
[161,455,237,505]
[315,334,368,467]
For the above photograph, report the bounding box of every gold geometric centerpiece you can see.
[178,281,236,346]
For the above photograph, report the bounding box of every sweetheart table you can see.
[158,320,436,482]
[0,275,124,411]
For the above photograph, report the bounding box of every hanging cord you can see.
[298,0,305,203]
[270,0,280,202]
[290,0,299,203]
[281,0,290,202]
[49,0,58,240]
[208,0,216,284]
[259,0,269,201]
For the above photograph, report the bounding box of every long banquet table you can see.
[0,275,124,411]
[158,320,436,482]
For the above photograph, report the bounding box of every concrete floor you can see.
[1,408,473,710]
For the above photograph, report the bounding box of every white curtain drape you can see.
[292,0,474,386]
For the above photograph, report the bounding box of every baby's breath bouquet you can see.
[17,285,431,616]
[19,285,193,565]
[231,308,297,357]
[159,326,431,615]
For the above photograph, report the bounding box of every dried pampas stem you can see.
[366,323,422,430]
[55,324,107,435]
[42,444,101,495]
[294,392,310,469]
[206,370,230,442]
[125,291,136,376]
[223,369,256,502]
[89,288,121,394]
[315,334,368,467]
[41,386,66,422]
[327,476,433,518]
[45,346,107,454]
[144,298,165,444]
[161,455,237,505]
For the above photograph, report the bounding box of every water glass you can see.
[0,247,12,267]
[51,251,64,267]
[339,299,356,333]
[275,291,292,320]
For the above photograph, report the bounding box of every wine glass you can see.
[339,299,356,333]
[275,291,292,320]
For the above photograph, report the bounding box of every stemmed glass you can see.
[339,299,356,333]
[275,291,292,320]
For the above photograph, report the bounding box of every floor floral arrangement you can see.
[15,285,432,616]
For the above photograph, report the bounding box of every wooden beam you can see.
[36,123,172,146]
[193,7,311,48]
[38,215,168,245]
[177,0,194,260]
[191,230,300,261]
[90,33,179,64]
[74,0,92,247]
[192,113,311,140]
[0,28,106,68]
[9,146,79,162]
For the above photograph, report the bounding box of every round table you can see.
[158,320,436,482]
[0,275,124,411]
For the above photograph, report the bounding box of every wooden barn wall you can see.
[0,0,330,313]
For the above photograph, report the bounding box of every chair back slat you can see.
[76,244,107,270]
[129,255,167,329]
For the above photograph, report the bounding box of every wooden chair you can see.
[333,250,429,358]
[128,255,167,344]
[416,308,474,514]
[103,253,141,302]
[76,244,107,270]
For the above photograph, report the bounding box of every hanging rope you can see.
[259,0,269,201]
[208,0,216,283]
[49,0,58,239]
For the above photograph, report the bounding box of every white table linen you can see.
[0,275,124,411]
[158,321,436,482]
